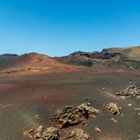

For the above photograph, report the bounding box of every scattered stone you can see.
[24,126,59,140]
[51,103,100,128]
[133,108,140,111]
[23,129,34,138]
[110,118,118,123]
[138,112,140,116]
[36,125,44,132]
[68,128,89,140]
[116,85,140,98]
[119,96,127,99]
[77,103,100,118]
[136,96,140,100]
[33,125,44,138]
[138,135,140,140]
[34,114,40,120]
[42,127,60,140]
[51,105,81,128]
[23,131,29,136]
[95,127,101,132]
[102,88,105,91]
[34,132,42,138]
[128,103,132,107]
[28,129,34,133]
[106,103,121,115]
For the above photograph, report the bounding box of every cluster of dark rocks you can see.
[69,51,126,60]
[25,94,140,140]
[24,126,90,140]
[23,103,100,140]
[23,101,125,140]
[51,103,100,128]
[116,84,140,99]
[23,126,60,140]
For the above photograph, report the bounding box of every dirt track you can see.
[0,69,139,140]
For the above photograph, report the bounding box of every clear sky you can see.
[0,0,140,56]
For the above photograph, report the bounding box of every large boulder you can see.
[116,84,140,98]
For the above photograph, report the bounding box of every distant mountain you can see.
[57,48,140,69]
[0,46,140,73]
[102,46,140,61]
[0,54,18,62]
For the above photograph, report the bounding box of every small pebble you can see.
[110,118,118,123]
[128,103,132,107]
[95,127,101,132]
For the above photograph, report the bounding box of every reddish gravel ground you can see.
[0,67,139,140]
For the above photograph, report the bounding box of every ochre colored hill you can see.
[103,46,140,61]
[58,50,140,69]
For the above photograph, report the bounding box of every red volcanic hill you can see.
[11,53,61,66]
[0,53,78,73]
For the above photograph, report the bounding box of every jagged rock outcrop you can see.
[58,50,140,69]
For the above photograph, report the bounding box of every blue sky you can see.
[0,0,140,56]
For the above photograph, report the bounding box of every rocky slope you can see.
[102,46,140,61]
[0,54,18,62]
[58,50,140,69]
